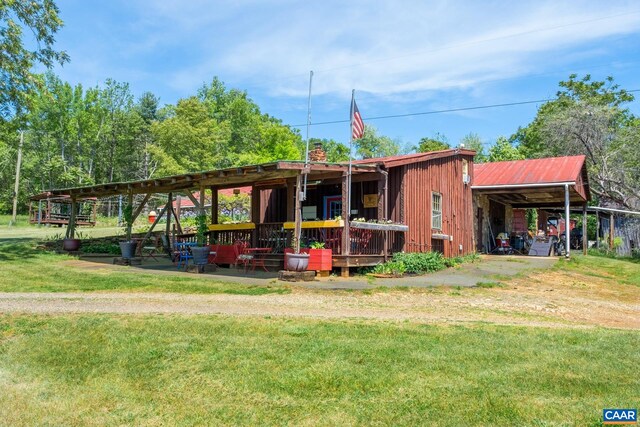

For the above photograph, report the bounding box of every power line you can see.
[290,89,640,128]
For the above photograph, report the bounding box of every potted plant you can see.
[308,241,332,272]
[190,214,211,266]
[284,237,309,272]
[119,203,138,259]
[62,230,85,251]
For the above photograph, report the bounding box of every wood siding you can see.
[394,154,474,257]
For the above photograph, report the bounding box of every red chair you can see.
[233,240,252,273]
[250,248,271,272]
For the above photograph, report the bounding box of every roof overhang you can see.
[44,161,378,198]
[473,182,588,208]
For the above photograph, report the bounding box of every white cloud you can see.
[187,0,640,99]
[55,0,640,108]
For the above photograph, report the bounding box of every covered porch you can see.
[472,155,591,257]
[50,160,407,275]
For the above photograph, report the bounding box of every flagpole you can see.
[346,89,355,255]
[302,70,313,201]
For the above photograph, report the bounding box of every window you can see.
[323,195,342,219]
[432,192,442,230]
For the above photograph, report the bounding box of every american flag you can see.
[351,99,364,140]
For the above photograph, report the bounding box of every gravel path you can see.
[1,267,638,330]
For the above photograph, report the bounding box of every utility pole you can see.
[10,131,24,226]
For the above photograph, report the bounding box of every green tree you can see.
[416,132,450,152]
[512,74,639,209]
[355,126,400,159]
[0,0,69,117]
[511,74,634,158]
[488,136,524,162]
[152,97,230,174]
[460,132,487,163]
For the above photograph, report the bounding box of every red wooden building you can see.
[43,147,476,275]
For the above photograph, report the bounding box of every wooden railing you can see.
[256,223,289,253]
[349,228,405,255]
[208,229,252,245]
[206,223,406,256]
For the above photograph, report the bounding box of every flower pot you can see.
[308,248,332,271]
[285,252,310,272]
[62,238,81,251]
[119,241,138,259]
[191,245,210,266]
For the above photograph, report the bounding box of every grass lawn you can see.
[0,314,638,426]
[561,254,640,287]
[0,240,288,295]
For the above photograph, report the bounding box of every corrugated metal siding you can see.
[397,154,474,257]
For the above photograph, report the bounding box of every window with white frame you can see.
[432,192,442,230]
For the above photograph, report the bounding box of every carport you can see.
[472,155,590,257]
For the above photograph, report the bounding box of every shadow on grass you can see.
[0,240,50,261]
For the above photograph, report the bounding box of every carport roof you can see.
[472,155,590,207]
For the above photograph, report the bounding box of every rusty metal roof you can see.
[473,155,590,202]
[474,155,586,186]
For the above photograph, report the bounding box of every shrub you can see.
[392,252,446,274]
[371,260,406,276]
[81,243,121,254]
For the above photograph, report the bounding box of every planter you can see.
[285,252,310,272]
[350,221,409,232]
[283,219,344,229]
[62,238,81,251]
[191,245,210,265]
[119,241,138,259]
[208,223,255,231]
[308,248,332,271]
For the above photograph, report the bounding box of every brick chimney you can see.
[309,142,327,162]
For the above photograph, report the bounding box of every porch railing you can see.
[256,223,289,253]
[349,228,405,255]
[208,229,253,245]
[208,223,405,256]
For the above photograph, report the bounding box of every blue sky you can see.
[52,0,640,150]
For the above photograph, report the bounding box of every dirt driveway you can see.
[1,264,638,329]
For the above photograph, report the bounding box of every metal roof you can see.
[473,155,587,187]
[472,155,591,206]
[45,161,377,198]
[351,148,476,168]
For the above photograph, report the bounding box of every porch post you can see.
[165,192,172,239]
[37,200,42,226]
[251,186,260,247]
[582,204,588,255]
[66,197,77,239]
[340,172,350,278]
[595,210,600,249]
[564,184,570,259]
[609,212,615,251]
[341,172,350,255]
[293,174,303,253]
[126,190,133,241]
[210,186,218,224]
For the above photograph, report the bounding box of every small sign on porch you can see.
[363,194,378,208]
